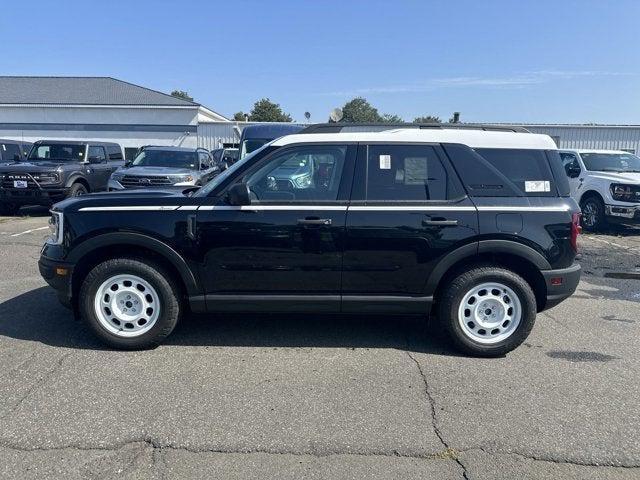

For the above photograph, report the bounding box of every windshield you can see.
[28,144,85,161]
[581,152,640,173]
[132,149,198,169]
[195,143,272,197]
[241,139,269,158]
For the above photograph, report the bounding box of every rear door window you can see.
[365,144,463,201]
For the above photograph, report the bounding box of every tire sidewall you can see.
[69,183,88,198]
[80,258,180,349]
[440,268,537,356]
[580,196,605,231]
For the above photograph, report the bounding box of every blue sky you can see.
[1,0,639,123]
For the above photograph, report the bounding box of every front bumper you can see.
[38,253,74,309]
[605,204,640,222]
[541,262,581,310]
[0,187,69,206]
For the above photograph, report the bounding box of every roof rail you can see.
[298,123,531,134]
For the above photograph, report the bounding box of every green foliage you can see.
[233,112,249,121]
[413,115,441,124]
[170,90,193,102]
[340,97,382,122]
[249,98,292,122]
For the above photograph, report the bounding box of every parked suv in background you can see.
[559,149,640,230]
[0,139,32,163]
[0,140,123,215]
[108,146,218,190]
[39,124,581,356]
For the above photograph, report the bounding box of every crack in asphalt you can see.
[0,351,72,420]
[405,350,470,480]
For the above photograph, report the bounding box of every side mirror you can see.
[567,166,581,178]
[228,182,251,206]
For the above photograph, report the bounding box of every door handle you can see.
[422,218,458,226]
[297,218,332,226]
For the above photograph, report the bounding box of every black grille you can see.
[1,173,39,189]
[120,175,173,188]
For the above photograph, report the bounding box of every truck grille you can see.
[1,173,39,189]
[120,175,173,188]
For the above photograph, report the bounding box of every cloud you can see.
[318,70,632,96]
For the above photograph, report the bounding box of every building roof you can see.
[273,128,557,150]
[0,76,200,107]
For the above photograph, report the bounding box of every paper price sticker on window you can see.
[525,180,550,193]
[379,154,391,170]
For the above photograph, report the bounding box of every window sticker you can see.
[379,154,391,169]
[404,157,428,185]
[524,180,550,193]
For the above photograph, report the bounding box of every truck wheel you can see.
[79,258,181,349]
[580,196,606,232]
[68,183,88,198]
[437,266,537,357]
[0,203,19,216]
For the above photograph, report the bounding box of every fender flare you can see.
[424,239,551,296]
[67,232,200,295]
[65,173,90,190]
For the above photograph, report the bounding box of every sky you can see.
[1,0,640,124]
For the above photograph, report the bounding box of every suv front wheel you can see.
[437,266,537,357]
[79,258,181,349]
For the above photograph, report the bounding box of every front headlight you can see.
[47,211,64,245]
[610,183,640,202]
[174,175,196,186]
[34,172,60,184]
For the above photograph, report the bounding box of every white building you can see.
[516,124,640,154]
[0,76,228,159]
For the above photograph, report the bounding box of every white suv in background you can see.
[559,149,640,231]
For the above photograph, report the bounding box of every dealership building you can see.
[0,76,228,159]
[2,76,640,157]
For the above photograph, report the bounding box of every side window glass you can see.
[107,145,123,161]
[366,145,455,201]
[199,152,211,167]
[244,145,346,202]
[88,146,106,163]
[2,143,21,161]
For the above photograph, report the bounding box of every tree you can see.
[233,112,249,121]
[171,90,193,102]
[381,113,404,123]
[413,115,441,124]
[340,97,382,122]
[304,111,311,122]
[249,98,292,122]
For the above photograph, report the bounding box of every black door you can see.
[87,145,111,190]
[196,143,356,312]
[342,143,478,313]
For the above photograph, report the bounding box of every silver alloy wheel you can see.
[457,282,522,344]
[93,274,160,337]
[582,201,598,227]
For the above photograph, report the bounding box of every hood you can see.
[0,161,67,171]
[53,188,190,211]
[117,166,195,176]
[588,171,640,184]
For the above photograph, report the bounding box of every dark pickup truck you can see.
[0,140,124,214]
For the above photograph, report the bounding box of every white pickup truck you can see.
[558,149,640,231]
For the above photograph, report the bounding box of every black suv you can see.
[38,124,581,356]
[0,140,124,214]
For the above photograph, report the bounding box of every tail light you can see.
[570,212,581,252]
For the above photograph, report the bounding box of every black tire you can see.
[68,183,88,198]
[0,203,19,216]
[580,195,606,232]
[437,265,537,357]
[79,258,181,349]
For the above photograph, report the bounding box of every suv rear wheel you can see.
[437,266,537,357]
[79,258,181,349]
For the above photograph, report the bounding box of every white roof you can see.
[272,128,557,150]
[562,148,632,154]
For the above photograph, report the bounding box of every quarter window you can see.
[244,145,346,202]
[365,145,457,201]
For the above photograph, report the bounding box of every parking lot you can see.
[0,210,638,479]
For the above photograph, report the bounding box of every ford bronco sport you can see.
[39,124,581,356]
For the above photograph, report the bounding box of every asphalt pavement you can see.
[0,209,638,479]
